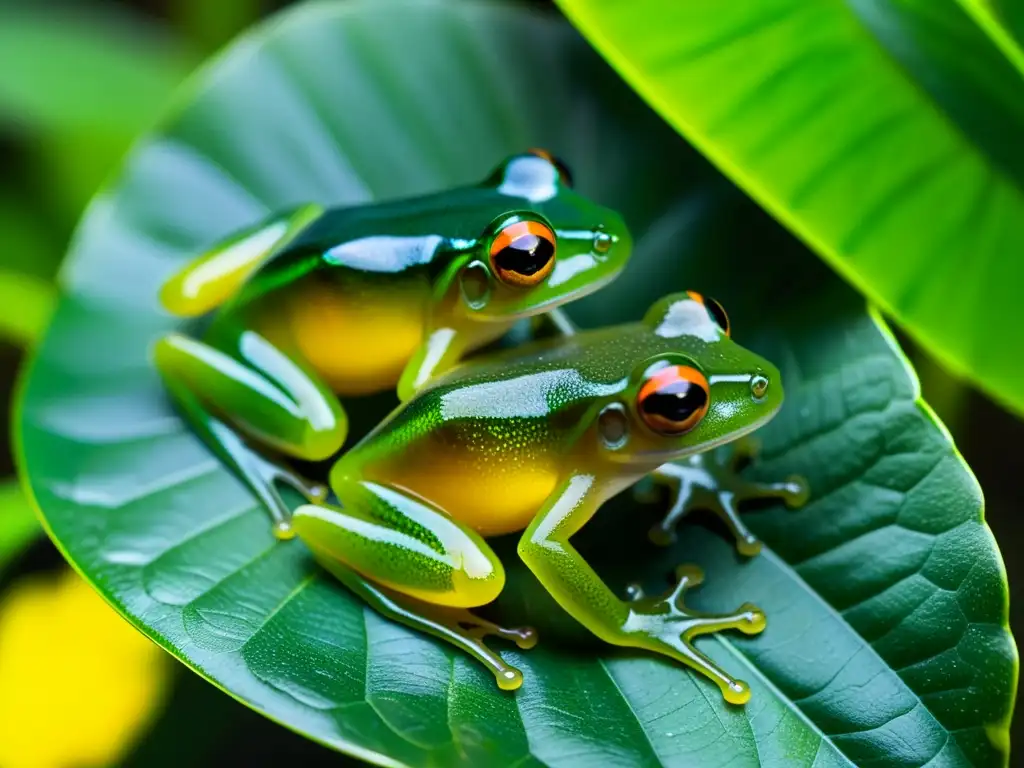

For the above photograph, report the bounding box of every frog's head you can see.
[455,150,632,322]
[593,292,784,468]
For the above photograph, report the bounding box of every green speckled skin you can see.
[292,292,803,702]
[154,152,632,533]
[349,314,774,474]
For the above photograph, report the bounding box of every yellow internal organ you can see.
[285,277,428,396]
[384,448,560,537]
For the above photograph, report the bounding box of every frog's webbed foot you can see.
[426,605,538,689]
[398,598,535,690]
[642,439,808,557]
[239,447,327,541]
[314,557,536,691]
[623,565,765,704]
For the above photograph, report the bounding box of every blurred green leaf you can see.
[557,0,1024,419]
[0,269,54,347]
[0,481,40,575]
[0,197,61,280]
[0,5,193,135]
[31,132,143,231]
[979,0,1024,55]
[15,1,1016,766]
[172,0,265,52]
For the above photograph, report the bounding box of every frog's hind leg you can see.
[316,559,535,690]
[154,329,345,539]
[642,439,808,556]
[291,479,537,690]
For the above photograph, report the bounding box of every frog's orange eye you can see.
[637,365,710,435]
[489,220,557,287]
[686,290,731,337]
[527,148,574,187]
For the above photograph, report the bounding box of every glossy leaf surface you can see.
[557,0,1024,418]
[17,1,1016,765]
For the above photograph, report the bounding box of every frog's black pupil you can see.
[705,296,730,333]
[642,381,707,426]
[496,234,554,277]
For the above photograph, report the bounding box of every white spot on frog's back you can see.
[325,234,443,271]
[440,369,619,419]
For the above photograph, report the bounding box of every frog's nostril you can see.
[593,230,614,256]
[750,375,769,401]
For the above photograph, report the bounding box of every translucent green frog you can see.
[155,150,631,536]
[288,292,805,704]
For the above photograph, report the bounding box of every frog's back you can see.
[226,185,531,308]
[357,327,642,536]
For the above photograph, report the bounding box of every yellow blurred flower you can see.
[0,569,170,768]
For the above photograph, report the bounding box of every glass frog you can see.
[154,150,631,537]
[288,292,803,704]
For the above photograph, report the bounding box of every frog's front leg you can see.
[518,475,764,704]
[154,328,345,538]
[397,310,578,402]
[643,440,808,556]
[160,203,323,318]
[396,328,466,401]
[538,307,578,337]
[290,473,536,690]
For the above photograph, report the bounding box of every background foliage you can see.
[0,0,1020,766]
[556,0,1024,419]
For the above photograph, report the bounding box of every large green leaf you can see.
[16,1,1015,765]
[973,1,1024,57]
[556,0,1024,419]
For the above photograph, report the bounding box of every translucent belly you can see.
[270,274,429,396]
[375,437,561,537]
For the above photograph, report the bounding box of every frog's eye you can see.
[686,290,731,337]
[489,220,557,287]
[637,365,710,435]
[527,148,574,187]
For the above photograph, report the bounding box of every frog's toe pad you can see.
[512,626,538,650]
[648,523,677,547]
[625,582,647,602]
[783,475,810,508]
[735,534,763,558]
[737,603,767,634]
[724,679,751,705]
[672,564,705,592]
[273,520,297,541]
[496,666,524,691]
